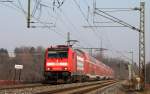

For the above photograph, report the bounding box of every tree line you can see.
[0,47,45,82]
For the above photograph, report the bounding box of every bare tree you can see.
[14,46,45,82]
[0,48,10,80]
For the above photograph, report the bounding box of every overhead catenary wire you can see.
[96,8,138,9]
[39,0,100,48]
[35,3,42,20]
[35,0,95,48]
[0,0,67,40]
[17,0,26,14]
[45,5,81,46]
[31,0,41,17]
[102,10,137,12]
[7,0,53,25]
[0,1,18,11]
[58,9,94,47]
[73,0,102,42]
[72,0,117,54]
[96,8,136,27]
[0,0,100,48]
[72,0,114,57]
[40,0,94,48]
[84,0,118,55]
[95,8,140,31]
[7,0,26,15]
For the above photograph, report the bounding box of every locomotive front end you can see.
[44,46,71,83]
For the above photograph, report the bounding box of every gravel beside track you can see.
[0,83,45,90]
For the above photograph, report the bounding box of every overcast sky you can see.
[0,0,149,63]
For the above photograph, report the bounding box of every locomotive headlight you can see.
[46,62,55,66]
[46,62,68,66]
[59,62,68,66]
[64,67,68,70]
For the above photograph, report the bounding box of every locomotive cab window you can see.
[48,51,68,58]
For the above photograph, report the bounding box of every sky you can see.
[0,0,149,63]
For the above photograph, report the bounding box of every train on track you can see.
[43,45,114,83]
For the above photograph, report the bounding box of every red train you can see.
[44,45,114,83]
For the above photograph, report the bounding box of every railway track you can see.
[36,80,117,94]
[0,80,118,94]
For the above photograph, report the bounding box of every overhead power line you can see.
[0,0,12,2]
[73,0,102,41]
[94,8,140,31]
[0,0,66,39]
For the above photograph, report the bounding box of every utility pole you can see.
[129,51,134,80]
[66,32,78,47]
[100,39,103,60]
[27,0,31,28]
[67,32,70,46]
[139,2,145,89]
[129,51,134,66]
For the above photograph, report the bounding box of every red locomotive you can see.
[44,45,114,83]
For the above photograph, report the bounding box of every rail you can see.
[36,80,117,94]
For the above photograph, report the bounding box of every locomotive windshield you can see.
[48,51,68,58]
